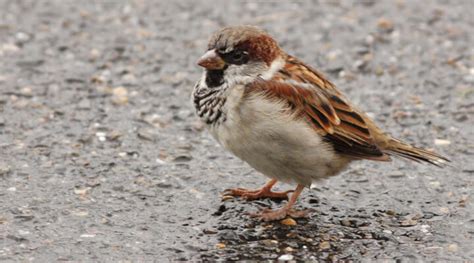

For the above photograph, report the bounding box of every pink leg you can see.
[223,179,293,200]
[252,184,310,221]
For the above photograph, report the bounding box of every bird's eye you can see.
[232,51,243,61]
[224,50,248,65]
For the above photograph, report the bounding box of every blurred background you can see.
[0,0,472,261]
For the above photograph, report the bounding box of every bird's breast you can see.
[210,90,351,185]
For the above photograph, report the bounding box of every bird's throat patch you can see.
[205,67,226,88]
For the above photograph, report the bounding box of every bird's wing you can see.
[246,55,391,161]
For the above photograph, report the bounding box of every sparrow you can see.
[192,25,449,221]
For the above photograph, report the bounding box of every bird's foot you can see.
[223,187,293,201]
[250,207,310,221]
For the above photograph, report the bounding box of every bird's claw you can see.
[222,187,293,200]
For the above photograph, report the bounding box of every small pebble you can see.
[459,195,468,207]
[377,18,394,31]
[95,132,106,142]
[326,49,342,60]
[111,86,129,105]
[137,128,157,141]
[16,32,31,42]
[18,229,30,235]
[261,239,279,247]
[156,158,167,165]
[280,218,297,226]
[80,234,96,238]
[365,34,375,45]
[143,114,166,128]
[278,254,294,261]
[107,131,122,141]
[216,243,226,249]
[202,229,217,234]
[0,165,11,176]
[1,43,20,53]
[434,139,451,146]
[447,243,458,252]
[439,207,450,214]
[319,241,331,250]
[400,219,417,227]
[112,95,128,105]
[89,49,101,60]
[420,225,430,233]
[374,65,384,76]
[341,219,351,227]
[20,86,33,97]
[72,210,89,217]
[74,187,90,195]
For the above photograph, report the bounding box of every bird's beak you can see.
[197,49,225,70]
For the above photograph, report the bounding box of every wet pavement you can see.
[0,0,473,261]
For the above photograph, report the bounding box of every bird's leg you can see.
[253,184,309,221]
[223,179,293,200]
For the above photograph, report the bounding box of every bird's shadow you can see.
[199,191,438,261]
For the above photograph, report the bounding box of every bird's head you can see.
[197,25,284,88]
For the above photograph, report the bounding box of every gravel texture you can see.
[0,0,473,261]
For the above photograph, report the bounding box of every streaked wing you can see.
[247,55,390,161]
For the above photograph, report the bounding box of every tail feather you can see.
[384,138,450,167]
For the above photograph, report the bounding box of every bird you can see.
[192,25,449,221]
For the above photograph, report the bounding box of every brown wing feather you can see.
[248,55,390,161]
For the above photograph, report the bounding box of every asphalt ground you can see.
[0,0,473,261]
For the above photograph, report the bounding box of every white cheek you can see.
[260,57,284,80]
[223,65,254,85]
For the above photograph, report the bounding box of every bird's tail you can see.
[383,138,450,167]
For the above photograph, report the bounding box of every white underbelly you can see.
[209,89,350,186]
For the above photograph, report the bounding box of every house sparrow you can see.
[192,25,448,221]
